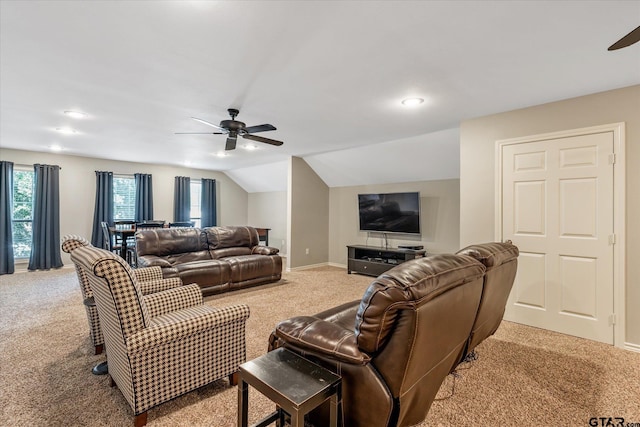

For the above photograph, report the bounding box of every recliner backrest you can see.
[205,226,259,250]
[456,241,519,361]
[136,227,208,258]
[355,254,486,426]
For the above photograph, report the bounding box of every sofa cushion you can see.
[166,250,212,265]
[210,247,252,259]
[205,226,259,250]
[136,228,208,257]
[175,260,231,288]
[224,254,282,283]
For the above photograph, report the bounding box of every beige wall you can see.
[248,191,287,255]
[328,179,460,266]
[288,157,329,270]
[0,148,248,266]
[459,84,640,346]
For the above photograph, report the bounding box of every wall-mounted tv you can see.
[358,192,421,234]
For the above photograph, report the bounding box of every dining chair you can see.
[101,222,134,265]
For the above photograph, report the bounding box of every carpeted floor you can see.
[1,266,639,426]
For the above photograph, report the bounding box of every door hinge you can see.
[609,313,617,326]
[609,234,616,245]
[608,153,616,165]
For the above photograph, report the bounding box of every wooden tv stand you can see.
[347,245,426,277]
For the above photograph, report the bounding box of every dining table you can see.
[109,225,136,262]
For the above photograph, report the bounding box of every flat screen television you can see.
[358,192,421,234]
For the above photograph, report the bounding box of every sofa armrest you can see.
[252,246,279,255]
[138,277,182,295]
[127,304,250,353]
[137,255,173,268]
[143,283,203,318]
[274,316,371,365]
[133,266,164,282]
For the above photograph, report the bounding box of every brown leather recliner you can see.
[454,241,519,365]
[269,254,487,427]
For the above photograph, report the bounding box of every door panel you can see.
[501,131,614,344]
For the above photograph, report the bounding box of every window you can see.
[113,175,135,220]
[12,168,34,259]
[190,180,201,227]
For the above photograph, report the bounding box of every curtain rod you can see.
[13,163,62,170]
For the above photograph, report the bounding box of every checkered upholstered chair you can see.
[62,235,183,355]
[70,244,250,427]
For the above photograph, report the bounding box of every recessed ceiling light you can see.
[55,127,77,134]
[184,161,192,167]
[49,144,64,152]
[216,152,228,158]
[63,110,87,119]
[401,97,424,107]
[243,144,258,151]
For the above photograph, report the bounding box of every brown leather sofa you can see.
[136,225,282,296]
[269,241,518,427]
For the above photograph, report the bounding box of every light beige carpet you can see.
[1,267,638,426]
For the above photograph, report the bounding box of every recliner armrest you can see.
[275,316,371,365]
[143,283,203,318]
[252,246,279,255]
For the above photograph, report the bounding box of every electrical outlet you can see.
[305,248,309,255]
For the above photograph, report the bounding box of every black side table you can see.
[238,348,341,427]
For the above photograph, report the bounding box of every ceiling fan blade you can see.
[225,136,237,151]
[243,124,277,133]
[608,25,640,51]
[175,132,225,135]
[242,133,284,146]
[191,117,227,132]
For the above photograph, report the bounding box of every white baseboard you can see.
[624,342,640,353]
[328,262,346,269]
[287,262,330,272]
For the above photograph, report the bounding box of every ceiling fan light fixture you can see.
[63,110,87,119]
[401,97,424,107]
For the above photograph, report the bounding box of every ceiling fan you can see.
[176,108,283,151]
[608,25,640,50]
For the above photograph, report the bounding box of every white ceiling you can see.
[1,1,639,192]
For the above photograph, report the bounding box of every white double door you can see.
[500,128,616,344]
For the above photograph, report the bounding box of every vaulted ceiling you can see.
[1,1,639,192]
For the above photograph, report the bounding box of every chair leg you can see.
[134,412,147,427]
[229,371,239,386]
[95,344,103,355]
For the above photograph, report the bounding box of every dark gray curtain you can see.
[173,176,191,222]
[134,173,153,222]
[201,178,217,227]
[91,171,113,248]
[0,161,14,275]
[28,164,63,271]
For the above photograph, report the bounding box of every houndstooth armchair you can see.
[62,235,182,355]
[70,244,250,427]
